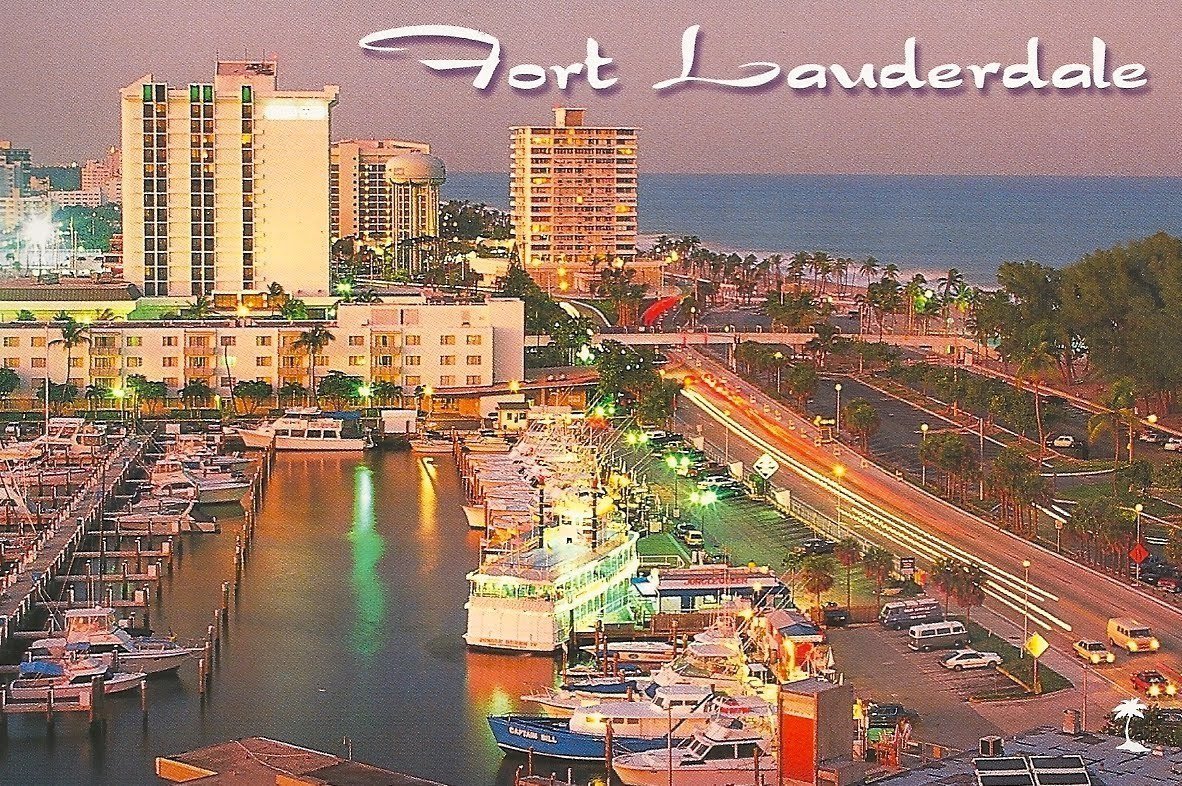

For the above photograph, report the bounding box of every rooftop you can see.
[156,737,448,786]
[880,727,1182,786]
[0,278,140,302]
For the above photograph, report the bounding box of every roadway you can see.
[667,347,1182,706]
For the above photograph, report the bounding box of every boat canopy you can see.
[19,661,64,677]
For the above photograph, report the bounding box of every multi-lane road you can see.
[667,347,1182,702]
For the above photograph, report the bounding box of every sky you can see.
[5,1,1181,175]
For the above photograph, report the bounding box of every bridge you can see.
[529,329,978,354]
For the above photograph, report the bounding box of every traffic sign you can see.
[1025,633,1049,659]
[897,556,916,577]
[753,453,780,480]
[1130,542,1150,565]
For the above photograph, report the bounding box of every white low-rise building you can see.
[0,295,524,397]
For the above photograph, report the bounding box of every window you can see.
[188,336,210,347]
[348,355,366,366]
[163,336,178,347]
[467,375,482,385]
[281,356,298,368]
[256,356,272,367]
[439,375,456,386]
[440,355,456,366]
[466,355,482,366]
[440,335,456,345]
[163,357,179,367]
[69,357,83,368]
[164,377,179,388]
[127,357,143,368]
[256,335,272,346]
[189,356,208,368]
[404,375,421,386]
[31,336,45,348]
[2,358,17,368]
[220,336,236,346]
[376,355,393,367]
[2,337,18,348]
[92,357,113,369]
[126,336,142,347]
[466,335,482,346]
[405,355,421,366]
[31,357,45,368]
[405,335,420,346]
[348,335,365,346]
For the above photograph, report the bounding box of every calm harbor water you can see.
[444,172,1182,283]
[0,451,578,786]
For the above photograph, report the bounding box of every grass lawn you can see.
[966,620,1072,700]
[637,533,691,566]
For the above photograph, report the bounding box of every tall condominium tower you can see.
[510,108,638,292]
[121,61,339,297]
[330,139,431,244]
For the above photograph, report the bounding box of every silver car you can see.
[940,649,1003,671]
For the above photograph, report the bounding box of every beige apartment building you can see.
[0,297,524,396]
[330,139,430,243]
[121,61,339,299]
[510,108,638,292]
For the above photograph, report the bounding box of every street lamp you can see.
[665,453,690,517]
[1021,559,1031,657]
[920,423,930,486]
[1134,503,1144,581]
[834,383,843,435]
[773,352,784,393]
[833,464,846,529]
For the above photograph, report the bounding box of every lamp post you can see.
[833,464,845,530]
[723,410,731,462]
[834,383,843,435]
[1021,559,1031,657]
[920,423,929,486]
[1134,503,1144,582]
[774,352,784,393]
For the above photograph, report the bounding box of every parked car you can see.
[1139,431,1163,444]
[866,703,917,728]
[879,598,944,630]
[822,603,851,627]
[681,529,704,547]
[1047,435,1077,449]
[1166,438,1182,452]
[1158,577,1182,594]
[1132,670,1178,698]
[796,538,836,556]
[940,649,1003,671]
[1073,639,1115,664]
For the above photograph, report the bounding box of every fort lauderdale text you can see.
[359,24,1148,93]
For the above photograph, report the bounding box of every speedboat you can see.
[28,607,197,675]
[150,458,250,505]
[8,659,146,701]
[490,686,767,761]
[612,718,775,786]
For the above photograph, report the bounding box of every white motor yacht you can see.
[8,658,146,701]
[29,607,197,675]
[612,718,775,786]
[235,409,370,451]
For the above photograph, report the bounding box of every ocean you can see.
[443,172,1182,284]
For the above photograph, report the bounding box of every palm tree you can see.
[179,379,214,408]
[279,380,308,406]
[858,256,880,287]
[862,547,893,611]
[293,325,335,402]
[50,319,90,385]
[833,537,861,609]
[798,555,836,612]
[953,564,986,622]
[183,295,216,319]
[266,283,286,315]
[788,252,809,293]
[1014,339,1058,466]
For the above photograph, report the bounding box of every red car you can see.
[1132,670,1178,698]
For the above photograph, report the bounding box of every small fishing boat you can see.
[612,717,775,786]
[8,659,146,701]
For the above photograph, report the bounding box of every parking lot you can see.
[828,623,1007,749]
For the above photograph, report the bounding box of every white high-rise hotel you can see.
[121,61,338,298]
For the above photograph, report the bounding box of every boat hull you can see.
[410,441,452,454]
[236,428,274,449]
[195,483,251,505]
[488,716,665,761]
[613,760,774,786]
[8,672,146,701]
[274,435,367,451]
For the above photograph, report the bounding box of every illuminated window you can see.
[466,355,482,366]
[440,355,456,366]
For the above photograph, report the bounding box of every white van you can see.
[908,620,970,652]
[1108,617,1160,653]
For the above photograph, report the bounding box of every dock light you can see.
[508,380,521,392]
[1148,414,1159,424]
[358,385,373,398]
[833,464,846,480]
[110,387,125,399]
[237,304,250,317]
[336,281,353,295]
[423,385,433,396]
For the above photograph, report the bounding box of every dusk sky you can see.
[6,1,1181,175]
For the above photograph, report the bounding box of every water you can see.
[444,172,1182,284]
[0,452,575,786]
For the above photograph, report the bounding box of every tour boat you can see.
[8,659,146,701]
[235,410,370,451]
[464,523,640,652]
[611,718,775,786]
[28,608,197,675]
[490,685,756,761]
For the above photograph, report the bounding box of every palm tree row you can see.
[928,557,987,621]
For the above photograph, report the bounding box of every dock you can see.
[0,435,150,648]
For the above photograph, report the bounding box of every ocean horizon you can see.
[442,172,1182,284]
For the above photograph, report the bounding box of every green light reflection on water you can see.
[349,463,386,657]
